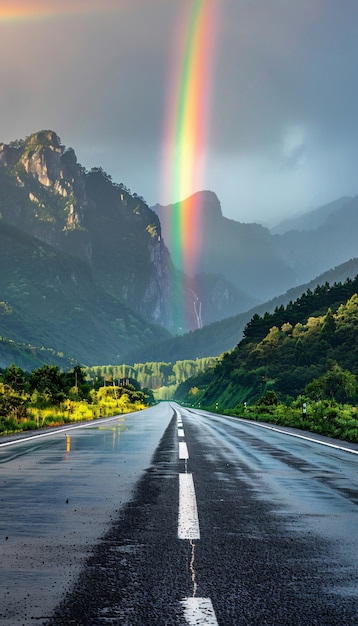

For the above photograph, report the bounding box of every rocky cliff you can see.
[0,131,176,330]
[0,131,90,258]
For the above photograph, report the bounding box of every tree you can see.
[321,308,336,344]
[3,364,27,394]
[63,366,90,400]
[29,365,65,405]
[0,391,27,420]
[305,363,357,403]
[257,390,279,406]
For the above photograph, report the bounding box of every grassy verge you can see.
[207,400,358,443]
[0,395,146,436]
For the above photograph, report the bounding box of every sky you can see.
[1,0,358,227]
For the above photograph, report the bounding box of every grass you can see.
[207,400,358,443]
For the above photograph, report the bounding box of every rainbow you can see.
[161,0,218,331]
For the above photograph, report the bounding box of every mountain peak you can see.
[152,189,222,223]
[191,189,221,207]
[2,128,80,186]
[26,129,62,149]
[178,190,223,219]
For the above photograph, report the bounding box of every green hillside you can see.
[174,277,358,409]
[0,221,169,367]
[0,336,76,371]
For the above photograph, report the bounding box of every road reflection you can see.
[65,435,71,460]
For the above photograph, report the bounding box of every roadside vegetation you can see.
[207,391,358,443]
[0,364,152,436]
[174,279,358,442]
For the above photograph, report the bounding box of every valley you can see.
[0,130,357,445]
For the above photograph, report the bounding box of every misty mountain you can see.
[271,197,352,235]
[0,130,357,370]
[179,272,259,329]
[273,195,358,285]
[154,191,358,308]
[0,130,255,368]
[153,191,295,302]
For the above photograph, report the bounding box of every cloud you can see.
[1,0,358,222]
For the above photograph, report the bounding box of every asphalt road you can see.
[1,403,358,625]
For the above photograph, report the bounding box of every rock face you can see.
[0,130,90,260]
[0,130,175,330]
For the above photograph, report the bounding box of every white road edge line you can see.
[211,412,358,456]
[178,473,200,539]
[246,420,358,455]
[180,597,219,625]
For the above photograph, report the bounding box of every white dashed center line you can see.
[179,441,189,460]
[178,473,200,540]
[180,597,219,625]
[175,409,219,625]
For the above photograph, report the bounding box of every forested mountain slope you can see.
[123,258,358,363]
[0,220,169,367]
[174,276,358,408]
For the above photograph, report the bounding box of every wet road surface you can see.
[2,403,358,624]
[0,406,172,624]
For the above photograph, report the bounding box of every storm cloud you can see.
[1,0,358,225]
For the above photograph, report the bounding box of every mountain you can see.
[122,258,358,364]
[0,335,76,372]
[271,197,352,235]
[0,131,249,337]
[273,195,358,285]
[1,130,357,370]
[182,273,259,328]
[154,192,358,307]
[0,219,170,367]
[0,131,176,328]
[153,191,295,302]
